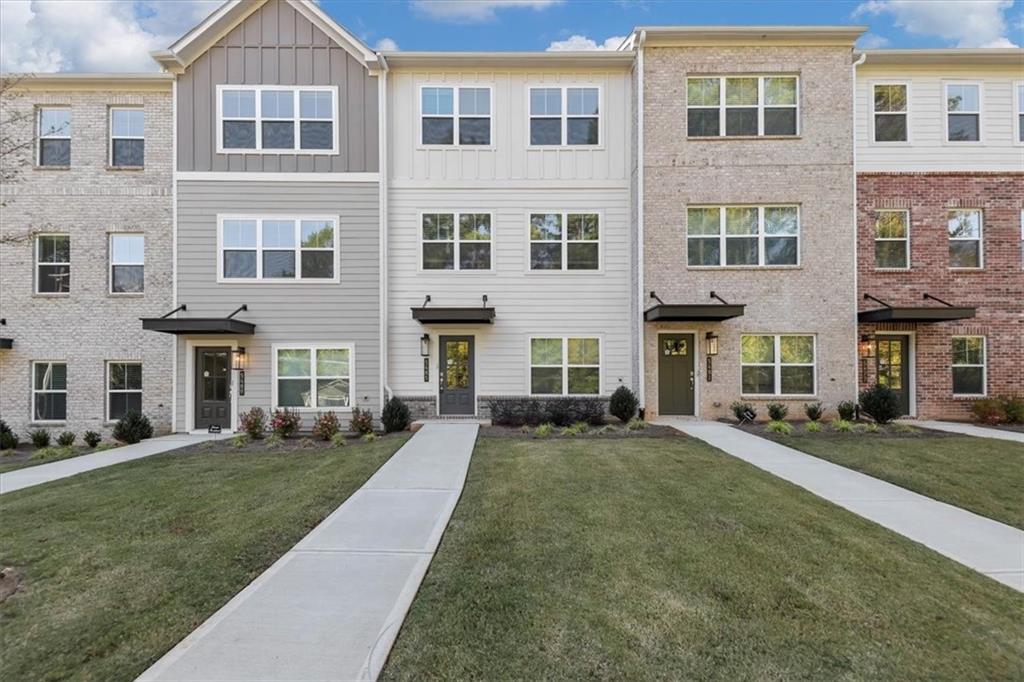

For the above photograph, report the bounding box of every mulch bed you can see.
[169,431,405,457]
[479,424,683,439]
[730,419,958,441]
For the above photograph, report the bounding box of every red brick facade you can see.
[857,173,1024,419]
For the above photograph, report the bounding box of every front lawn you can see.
[383,437,1023,680]
[0,435,407,681]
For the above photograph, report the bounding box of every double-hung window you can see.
[687,76,798,137]
[38,107,71,166]
[687,205,799,267]
[110,107,145,167]
[274,346,352,408]
[874,210,909,268]
[528,86,600,146]
[1015,83,1024,143]
[872,84,908,142]
[951,337,985,396]
[218,86,337,152]
[107,361,142,420]
[946,83,980,142]
[948,209,982,268]
[741,335,815,396]
[110,234,144,293]
[32,361,67,421]
[219,217,338,281]
[528,212,599,271]
[529,337,600,395]
[36,234,71,294]
[421,213,492,270]
[420,86,491,146]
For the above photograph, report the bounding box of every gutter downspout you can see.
[170,77,178,432]
[636,31,647,412]
[378,54,392,407]
[852,51,866,408]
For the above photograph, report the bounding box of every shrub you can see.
[297,437,317,448]
[382,398,412,433]
[626,417,647,431]
[598,424,619,435]
[231,434,248,448]
[270,408,302,438]
[765,420,793,435]
[609,386,639,423]
[56,431,76,447]
[312,411,342,441]
[83,430,102,448]
[766,403,789,421]
[858,384,902,425]
[29,428,51,448]
[730,401,756,422]
[1002,396,1024,424]
[330,433,347,447]
[831,419,854,433]
[0,420,18,450]
[535,423,554,437]
[361,432,377,443]
[239,407,267,439]
[488,397,605,427]
[561,421,589,436]
[113,411,153,444]
[33,446,59,459]
[350,408,374,435]
[861,422,880,433]
[803,402,824,421]
[836,401,858,421]
[970,398,1006,425]
[265,433,284,447]
[804,421,822,433]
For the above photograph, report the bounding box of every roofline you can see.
[2,72,174,90]
[633,25,866,46]
[380,51,634,69]
[858,48,1024,65]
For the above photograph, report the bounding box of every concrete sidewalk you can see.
[138,423,478,682]
[0,432,226,495]
[658,419,1024,592]
[909,420,1024,444]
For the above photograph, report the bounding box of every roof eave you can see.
[381,51,634,69]
[633,25,866,46]
[857,48,1024,66]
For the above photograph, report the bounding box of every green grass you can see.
[0,447,95,474]
[383,437,1024,680]
[783,434,1024,529]
[0,436,407,681]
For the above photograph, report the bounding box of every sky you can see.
[1,0,1021,73]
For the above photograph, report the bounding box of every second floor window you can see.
[110,108,145,167]
[687,76,798,137]
[110,234,145,293]
[420,86,491,146]
[529,212,599,271]
[36,234,70,294]
[219,217,338,282]
[687,205,799,267]
[872,84,907,142]
[948,209,982,268]
[38,107,71,166]
[1016,83,1024,143]
[874,210,909,268]
[529,87,599,146]
[946,83,980,142]
[218,86,336,153]
[421,213,492,270]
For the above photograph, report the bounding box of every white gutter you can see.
[852,51,866,405]
[636,30,647,411]
[378,54,392,407]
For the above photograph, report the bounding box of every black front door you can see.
[195,347,231,429]
[658,333,695,416]
[876,335,911,416]
[439,336,474,415]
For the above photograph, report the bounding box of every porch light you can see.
[231,347,247,370]
[858,335,876,359]
[705,332,719,356]
[420,333,431,357]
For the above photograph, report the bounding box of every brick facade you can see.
[857,173,1024,419]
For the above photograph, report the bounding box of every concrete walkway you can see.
[657,419,1024,592]
[0,432,226,495]
[138,423,478,682]
[910,420,1024,444]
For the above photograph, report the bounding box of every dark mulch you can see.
[169,431,405,457]
[479,423,682,439]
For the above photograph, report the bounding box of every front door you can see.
[195,347,231,429]
[659,333,695,416]
[439,335,474,415]
[876,335,911,416]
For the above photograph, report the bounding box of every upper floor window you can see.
[874,210,909,269]
[946,83,980,142]
[1015,82,1024,143]
[110,234,145,294]
[529,87,600,146]
[872,84,907,142]
[107,361,142,421]
[687,76,798,138]
[529,337,600,395]
[33,361,67,422]
[687,205,799,267]
[529,212,599,271]
[36,234,70,294]
[218,216,338,282]
[110,107,145,167]
[420,86,491,146]
[741,334,816,397]
[274,345,352,409]
[421,213,492,270]
[951,336,985,396]
[37,107,71,166]
[948,209,982,268]
[217,86,337,153]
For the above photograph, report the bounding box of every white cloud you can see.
[854,0,1019,48]
[856,32,892,49]
[411,0,561,23]
[375,37,400,51]
[546,34,627,51]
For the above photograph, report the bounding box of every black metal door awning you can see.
[858,293,976,323]
[141,304,256,335]
[412,295,495,324]
[644,291,745,322]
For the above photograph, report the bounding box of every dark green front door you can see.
[659,333,695,416]
[876,335,910,416]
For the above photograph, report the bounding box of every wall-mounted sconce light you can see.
[858,334,876,359]
[420,333,430,357]
[231,347,247,370]
[705,332,719,356]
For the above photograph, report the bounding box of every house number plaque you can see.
[706,356,713,382]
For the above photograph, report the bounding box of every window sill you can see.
[275,407,354,413]
[952,394,987,400]
[33,165,71,171]
[526,269,604,275]
[32,292,71,298]
[106,166,145,171]
[526,145,605,151]
[418,269,496,275]
[686,265,801,271]
[108,292,145,297]
[948,267,985,272]
[217,148,339,156]
[686,135,801,142]
[874,267,911,272]
[417,144,496,152]
[29,421,67,427]
[741,394,817,400]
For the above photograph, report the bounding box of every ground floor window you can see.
[32,361,67,421]
[107,361,142,420]
[274,345,352,408]
[740,334,816,396]
[529,336,600,395]
[951,336,985,396]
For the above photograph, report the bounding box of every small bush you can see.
[488,397,605,427]
[312,411,342,441]
[350,408,374,435]
[561,421,589,436]
[803,402,824,421]
[1000,396,1024,424]
[535,423,554,437]
[239,407,267,439]
[861,422,880,433]
[858,384,901,425]
[730,402,756,422]
[804,421,822,433]
[29,429,51,448]
[270,408,302,438]
[766,403,789,421]
[297,437,317,448]
[382,398,412,433]
[609,386,639,423]
[970,398,1006,425]
[361,432,377,443]
[831,418,854,433]
[836,401,858,421]
[56,431,76,447]
[598,424,619,435]
[330,433,347,447]
[1,420,19,450]
[230,434,248,448]
[626,417,647,431]
[83,430,102,448]
[520,424,532,434]
[33,446,59,459]
[265,433,284,447]
[765,420,793,435]
[113,411,153,444]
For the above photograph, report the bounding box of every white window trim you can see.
[105,360,143,422]
[108,106,145,167]
[1014,81,1024,147]
[526,84,604,149]
[215,85,339,155]
[34,233,71,295]
[216,214,341,283]
[686,75,801,138]
[869,81,911,145]
[31,360,67,424]
[526,335,603,397]
[271,343,356,411]
[109,233,145,295]
[740,334,818,399]
[947,208,984,270]
[951,335,987,398]
[873,209,910,270]
[686,205,801,268]
[943,80,983,145]
[417,84,494,149]
[36,106,71,167]
[526,210,604,273]
[417,211,495,272]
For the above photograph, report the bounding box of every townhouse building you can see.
[0,73,175,436]
[854,49,1024,419]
